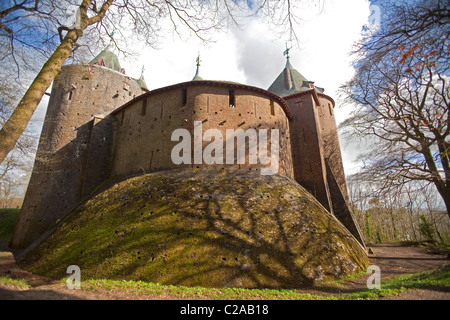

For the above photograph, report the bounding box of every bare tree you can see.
[347,173,449,243]
[0,134,35,209]
[340,0,450,217]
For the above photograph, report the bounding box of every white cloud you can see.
[123,1,369,89]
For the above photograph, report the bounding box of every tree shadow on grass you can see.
[20,169,368,290]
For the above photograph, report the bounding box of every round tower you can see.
[268,57,332,208]
[267,54,365,246]
[10,50,145,249]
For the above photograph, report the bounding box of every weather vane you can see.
[106,29,116,50]
[196,52,201,67]
[283,42,292,59]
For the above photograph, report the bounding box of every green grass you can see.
[0,276,30,290]
[2,259,448,299]
[81,279,327,300]
[326,270,367,286]
[76,265,449,300]
[344,265,450,300]
[0,208,20,247]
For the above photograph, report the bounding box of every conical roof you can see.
[267,58,324,97]
[89,49,122,72]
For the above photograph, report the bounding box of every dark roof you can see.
[112,80,293,119]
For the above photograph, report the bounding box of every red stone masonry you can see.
[110,81,294,179]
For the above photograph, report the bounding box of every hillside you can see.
[19,169,368,288]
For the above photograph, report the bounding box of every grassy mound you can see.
[20,169,368,288]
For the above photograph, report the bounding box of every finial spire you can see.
[140,65,145,78]
[106,29,116,50]
[283,42,292,59]
[283,43,293,69]
[192,52,203,81]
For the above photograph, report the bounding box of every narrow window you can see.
[328,103,333,116]
[68,91,73,100]
[182,88,187,106]
[270,100,275,116]
[229,90,235,108]
[141,99,147,116]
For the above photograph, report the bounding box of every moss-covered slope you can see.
[20,169,368,288]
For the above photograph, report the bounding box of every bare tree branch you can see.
[340,0,450,217]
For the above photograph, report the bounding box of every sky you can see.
[30,0,373,176]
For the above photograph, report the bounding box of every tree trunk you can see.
[436,184,450,220]
[0,29,80,165]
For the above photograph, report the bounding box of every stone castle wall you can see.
[110,82,294,179]
[286,91,332,212]
[315,95,348,199]
[285,90,364,244]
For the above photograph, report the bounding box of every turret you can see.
[268,50,365,246]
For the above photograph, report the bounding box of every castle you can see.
[10,47,364,250]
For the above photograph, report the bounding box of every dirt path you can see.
[367,242,450,300]
[338,242,449,300]
[0,243,449,300]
